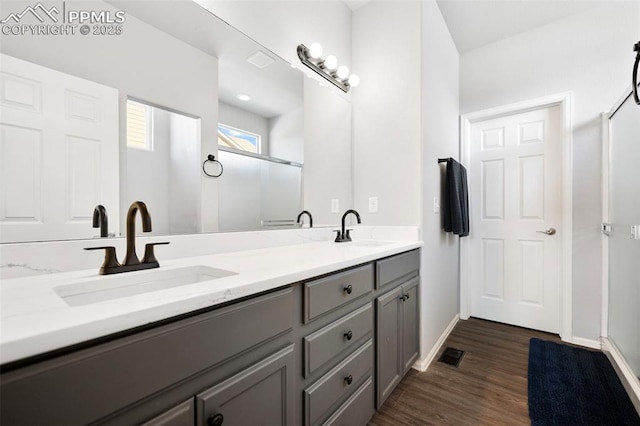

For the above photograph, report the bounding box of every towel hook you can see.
[202,154,223,178]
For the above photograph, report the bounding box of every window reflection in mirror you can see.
[218,124,261,154]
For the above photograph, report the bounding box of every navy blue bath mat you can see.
[528,338,640,425]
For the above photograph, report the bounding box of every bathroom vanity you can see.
[0,242,421,425]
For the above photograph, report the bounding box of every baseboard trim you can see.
[569,336,601,350]
[412,314,460,372]
[602,337,640,415]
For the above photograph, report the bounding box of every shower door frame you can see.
[600,84,640,412]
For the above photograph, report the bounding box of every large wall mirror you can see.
[0,0,350,243]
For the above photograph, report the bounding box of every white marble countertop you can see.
[0,239,422,365]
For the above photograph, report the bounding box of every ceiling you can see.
[344,0,601,53]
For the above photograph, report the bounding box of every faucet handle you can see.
[142,242,170,265]
[84,246,120,275]
[345,229,353,242]
[334,230,343,242]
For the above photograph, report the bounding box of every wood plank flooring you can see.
[369,317,562,425]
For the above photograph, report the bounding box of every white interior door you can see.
[468,105,562,333]
[0,54,119,243]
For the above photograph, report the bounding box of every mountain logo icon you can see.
[1,3,60,24]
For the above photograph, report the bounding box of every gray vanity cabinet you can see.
[0,288,294,426]
[375,250,420,408]
[1,248,421,426]
[195,345,295,426]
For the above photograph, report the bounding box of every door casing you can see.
[459,92,573,343]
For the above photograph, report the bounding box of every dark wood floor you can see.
[369,317,562,425]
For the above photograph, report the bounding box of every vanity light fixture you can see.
[297,43,359,93]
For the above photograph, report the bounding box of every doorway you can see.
[460,94,573,340]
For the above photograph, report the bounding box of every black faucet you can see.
[92,205,109,237]
[335,209,361,243]
[85,201,169,275]
[296,210,313,228]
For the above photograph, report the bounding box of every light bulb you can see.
[323,55,338,71]
[336,65,349,80]
[308,43,323,59]
[348,74,360,87]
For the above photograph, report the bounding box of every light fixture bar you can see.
[297,44,351,93]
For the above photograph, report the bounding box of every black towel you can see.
[442,158,469,237]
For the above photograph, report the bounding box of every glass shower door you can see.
[608,93,640,378]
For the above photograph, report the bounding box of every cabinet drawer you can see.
[305,340,373,426]
[322,377,375,426]
[304,264,373,323]
[304,303,373,377]
[376,250,420,289]
[195,345,295,426]
[0,288,293,426]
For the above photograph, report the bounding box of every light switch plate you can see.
[331,198,339,213]
[368,196,378,213]
[433,197,440,214]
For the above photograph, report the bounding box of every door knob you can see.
[536,227,556,236]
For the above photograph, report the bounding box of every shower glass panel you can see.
[608,93,640,377]
[217,150,302,232]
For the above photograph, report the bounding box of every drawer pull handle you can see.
[345,374,353,385]
[208,413,224,426]
[344,330,353,341]
[344,284,353,295]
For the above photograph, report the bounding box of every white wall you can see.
[168,112,201,234]
[419,0,461,362]
[460,2,640,341]
[303,80,353,226]
[269,106,304,164]
[352,0,461,366]
[0,0,219,233]
[352,0,422,226]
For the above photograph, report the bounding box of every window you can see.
[218,123,261,154]
[127,100,153,151]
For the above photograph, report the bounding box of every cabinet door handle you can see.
[208,413,224,426]
[344,374,353,385]
[400,295,406,302]
[344,330,353,341]
[344,284,353,295]
[404,293,410,300]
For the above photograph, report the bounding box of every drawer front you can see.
[195,345,295,426]
[376,249,420,289]
[322,377,375,426]
[305,340,373,426]
[0,288,293,426]
[304,303,373,377]
[304,264,373,323]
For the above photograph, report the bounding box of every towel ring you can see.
[202,154,223,178]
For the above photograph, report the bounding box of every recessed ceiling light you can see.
[236,94,251,101]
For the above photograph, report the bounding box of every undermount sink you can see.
[54,265,237,307]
